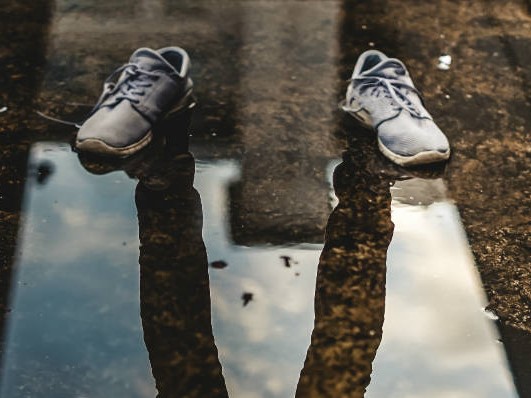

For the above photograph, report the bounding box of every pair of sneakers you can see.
[75,48,450,166]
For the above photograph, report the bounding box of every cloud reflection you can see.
[196,161,323,398]
[1,143,154,398]
[367,179,517,398]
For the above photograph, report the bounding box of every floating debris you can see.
[0,106,7,113]
[210,260,228,269]
[280,255,292,268]
[437,54,452,70]
[241,292,253,306]
[36,162,54,185]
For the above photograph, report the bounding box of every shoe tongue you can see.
[366,59,414,85]
[129,48,177,74]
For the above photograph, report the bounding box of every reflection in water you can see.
[367,178,518,398]
[136,151,227,397]
[0,0,526,396]
[33,161,55,185]
[196,161,323,398]
[0,143,152,398]
[0,142,519,397]
[297,152,393,397]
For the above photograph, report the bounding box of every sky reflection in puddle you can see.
[0,143,518,397]
[0,143,153,398]
[195,160,322,398]
[368,178,517,398]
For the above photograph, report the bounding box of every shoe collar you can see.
[352,49,410,79]
[129,47,190,79]
[158,46,191,78]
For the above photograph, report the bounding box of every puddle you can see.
[0,142,519,397]
[2,0,530,396]
[196,161,322,397]
[367,178,518,397]
[0,143,326,398]
[0,143,153,398]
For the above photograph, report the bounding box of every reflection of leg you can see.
[136,154,228,398]
[296,152,393,398]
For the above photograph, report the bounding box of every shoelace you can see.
[90,63,168,113]
[349,63,430,120]
[37,63,171,127]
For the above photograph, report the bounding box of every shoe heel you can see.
[166,91,196,118]
[154,96,195,153]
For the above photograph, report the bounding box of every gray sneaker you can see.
[75,47,194,157]
[341,50,450,166]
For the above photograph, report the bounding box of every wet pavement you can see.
[0,1,530,397]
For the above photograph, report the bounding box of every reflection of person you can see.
[134,142,393,398]
[296,150,394,397]
[79,115,394,397]
[79,115,228,398]
[136,150,228,398]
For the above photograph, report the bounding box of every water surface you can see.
[0,143,518,397]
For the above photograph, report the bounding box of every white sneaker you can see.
[341,50,450,166]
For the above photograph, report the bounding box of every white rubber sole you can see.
[75,91,195,158]
[341,101,450,167]
[75,130,154,157]
[377,138,450,166]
